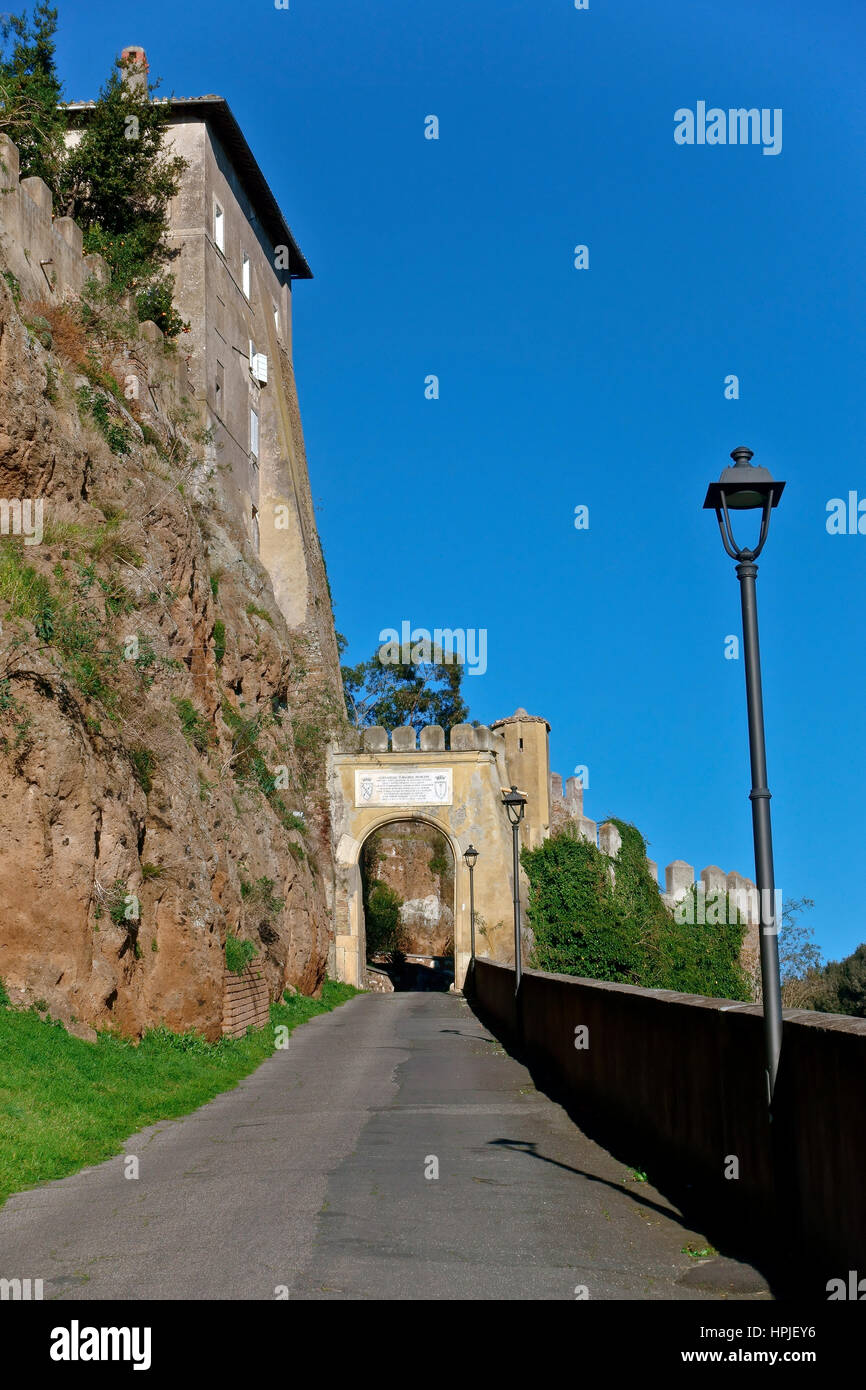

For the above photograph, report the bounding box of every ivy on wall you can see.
[521,819,750,1001]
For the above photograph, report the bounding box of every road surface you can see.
[0,991,770,1300]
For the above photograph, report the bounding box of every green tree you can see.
[342,641,468,733]
[811,941,866,1018]
[57,53,187,308]
[0,3,65,186]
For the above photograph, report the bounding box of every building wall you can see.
[163,116,340,691]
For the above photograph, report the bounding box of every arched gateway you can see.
[326,713,552,990]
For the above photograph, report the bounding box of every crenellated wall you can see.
[0,134,111,301]
[549,769,761,977]
[0,133,194,421]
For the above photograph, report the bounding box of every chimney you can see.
[120,46,149,95]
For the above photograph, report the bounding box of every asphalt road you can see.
[0,991,770,1300]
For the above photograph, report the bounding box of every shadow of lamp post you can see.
[703,446,786,1105]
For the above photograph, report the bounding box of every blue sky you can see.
[54,0,866,961]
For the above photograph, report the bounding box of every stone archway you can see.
[326,714,553,991]
[359,816,457,990]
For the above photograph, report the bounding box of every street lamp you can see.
[703,446,787,1105]
[501,786,527,992]
[463,844,479,964]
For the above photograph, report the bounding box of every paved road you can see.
[0,992,770,1300]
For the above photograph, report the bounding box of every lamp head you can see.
[501,785,527,825]
[703,447,785,512]
[703,447,786,561]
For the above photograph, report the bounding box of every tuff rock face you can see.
[363,822,455,956]
[0,280,341,1040]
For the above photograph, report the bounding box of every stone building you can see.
[65,46,339,691]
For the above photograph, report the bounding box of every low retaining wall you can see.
[222,964,270,1038]
[470,959,866,1296]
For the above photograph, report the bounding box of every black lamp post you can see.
[501,786,527,992]
[704,446,786,1104]
[463,844,479,962]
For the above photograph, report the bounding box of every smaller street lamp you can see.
[501,786,528,992]
[463,844,479,964]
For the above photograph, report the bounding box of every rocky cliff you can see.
[0,276,343,1040]
[363,822,455,956]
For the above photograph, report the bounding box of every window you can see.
[251,504,260,552]
[214,202,225,253]
[215,360,224,414]
[250,407,259,461]
[273,300,280,334]
[249,341,268,384]
[242,252,250,298]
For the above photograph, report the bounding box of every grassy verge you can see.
[0,979,360,1208]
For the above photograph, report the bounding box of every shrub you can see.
[129,746,155,793]
[225,934,258,975]
[173,697,211,754]
[135,277,189,339]
[2,269,21,307]
[363,878,405,958]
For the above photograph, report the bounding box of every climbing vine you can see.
[521,819,750,1000]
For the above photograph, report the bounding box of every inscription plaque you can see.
[354,767,453,807]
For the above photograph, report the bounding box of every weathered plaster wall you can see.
[329,723,528,989]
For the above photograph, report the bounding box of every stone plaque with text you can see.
[354,767,453,807]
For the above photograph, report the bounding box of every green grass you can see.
[0,978,360,1207]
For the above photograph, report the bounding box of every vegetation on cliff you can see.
[522,820,750,1000]
[0,252,341,1036]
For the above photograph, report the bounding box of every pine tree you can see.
[57,53,187,305]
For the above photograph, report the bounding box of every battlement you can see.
[333,723,508,755]
[549,766,761,940]
[0,133,191,412]
[0,133,111,301]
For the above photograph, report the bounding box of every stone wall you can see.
[0,132,194,422]
[222,963,270,1038]
[471,959,866,1295]
[0,135,108,302]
